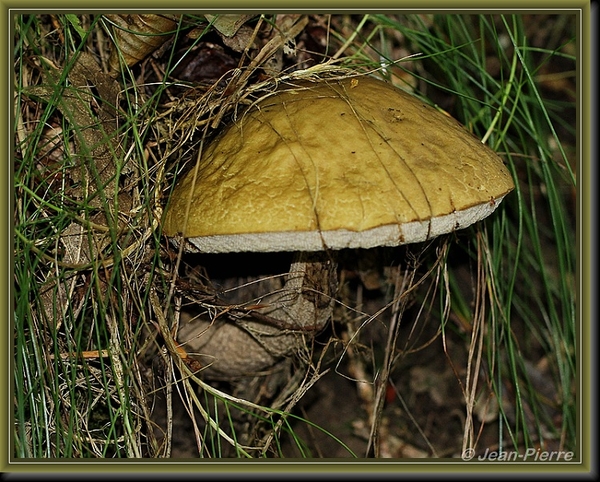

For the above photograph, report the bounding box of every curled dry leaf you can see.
[204,14,255,38]
[105,14,180,76]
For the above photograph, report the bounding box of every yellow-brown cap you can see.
[163,76,514,253]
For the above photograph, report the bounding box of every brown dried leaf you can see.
[204,14,254,37]
[63,53,123,208]
[37,223,92,329]
[221,25,257,52]
[25,52,122,208]
[105,14,179,76]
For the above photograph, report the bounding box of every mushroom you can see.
[162,75,514,379]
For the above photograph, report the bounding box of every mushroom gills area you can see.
[183,197,508,253]
[177,252,337,378]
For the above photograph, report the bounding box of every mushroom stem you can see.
[177,251,337,379]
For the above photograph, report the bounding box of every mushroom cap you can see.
[163,76,514,253]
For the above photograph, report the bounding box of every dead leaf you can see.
[26,52,124,210]
[221,25,257,52]
[204,14,254,37]
[105,14,180,76]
